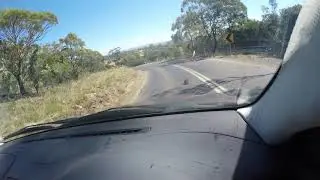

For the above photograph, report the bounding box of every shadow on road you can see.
[160,56,206,66]
[157,73,272,95]
[149,73,274,105]
[214,73,275,84]
[179,84,213,95]
[151,82,237,99]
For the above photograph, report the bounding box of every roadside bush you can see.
[125,58,145,67]
[0,35,107,97]
[0,72,18,97]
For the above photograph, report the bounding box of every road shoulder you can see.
[212,55,282,69]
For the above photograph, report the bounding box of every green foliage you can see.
[36,43,71,86]
[173,0,247,54]
[234,19,260,41]
[0,9,58,95]
[59,33,85,50]
[79,49,105,72]
[59,33,86,79]
[0,72,17,96]
[260,8,280,42]
[0,9,58,44]
[107,42,187,67]
[232,1,301,57]
[37,38,105,86]
[107,47,121,65]
[170,0,301,58]
[278,4,302,57]
[0,9,106,97]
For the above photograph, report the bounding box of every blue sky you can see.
[1,0,303,54]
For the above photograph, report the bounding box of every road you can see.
[135,57,280,108]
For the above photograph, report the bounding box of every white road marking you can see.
[173,65,228,94]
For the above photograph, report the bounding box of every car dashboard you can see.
[0,111,279,180]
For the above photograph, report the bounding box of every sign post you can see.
[226,33,234,55]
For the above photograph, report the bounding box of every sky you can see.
[1,0,304,54]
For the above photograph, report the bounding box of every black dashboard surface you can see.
[0,110,277,180]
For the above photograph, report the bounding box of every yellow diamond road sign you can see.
[226,33,234,43]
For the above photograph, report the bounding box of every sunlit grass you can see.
[0,67,146,137]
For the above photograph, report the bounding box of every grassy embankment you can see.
[0,67,146,137]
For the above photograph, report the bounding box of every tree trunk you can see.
[14,74,27,95]
[209,36,217,56]
[213,36,217,55]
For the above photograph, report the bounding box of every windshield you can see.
[0,0,302,137]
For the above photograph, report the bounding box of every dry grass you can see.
[0,67,146,137]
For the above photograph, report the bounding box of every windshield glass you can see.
[0,0,302,137]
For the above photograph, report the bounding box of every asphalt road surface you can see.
[135,57,280,108]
